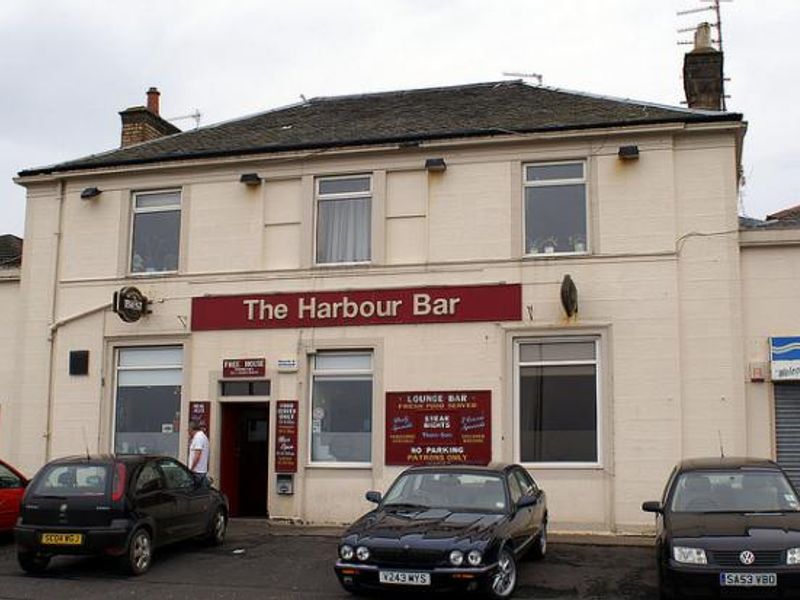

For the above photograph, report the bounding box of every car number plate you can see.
[41,533,83,545]
[378,570,431,586]
[720,572,777,587]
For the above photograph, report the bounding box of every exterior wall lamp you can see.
[425,158,447,172]
[618,145,640,160]
[239,173,262,186]
[80,187,102,200]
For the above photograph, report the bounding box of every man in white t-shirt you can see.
[188,420,210,482]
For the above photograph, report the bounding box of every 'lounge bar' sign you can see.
[191,284,521,331]
[223,358,266,378]
[385,391,492,466]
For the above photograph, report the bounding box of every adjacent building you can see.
[3,33,797,532]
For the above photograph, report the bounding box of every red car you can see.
[0,459,28,532]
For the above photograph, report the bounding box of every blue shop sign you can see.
[771,337,800,381]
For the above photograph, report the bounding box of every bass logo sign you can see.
[113,286,151,323]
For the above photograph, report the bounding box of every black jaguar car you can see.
[334,464,547,598]
[14,454,228,575]
[643,457,800,599]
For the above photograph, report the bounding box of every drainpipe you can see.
[43,178,66,461]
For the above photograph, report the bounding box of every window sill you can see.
[519,462,603,470]
[314,261,373,269]
[523,251,589,260]
[128,270,179,278]
[306,462,373,470]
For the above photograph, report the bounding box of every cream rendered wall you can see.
[741,241,800,459]
[0,273,20,460]
[12,124,747,531]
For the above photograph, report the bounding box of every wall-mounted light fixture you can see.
[618,145,640,160]
[239,173,262,186]
[80,187,102,199]
[424,158,447,172]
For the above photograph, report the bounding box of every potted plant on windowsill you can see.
[540,236,559,254]
[569,235,586,253]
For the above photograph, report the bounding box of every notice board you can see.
[385,391,491,466]
[275,401,299,473]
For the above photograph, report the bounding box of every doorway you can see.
[220,402,269,517]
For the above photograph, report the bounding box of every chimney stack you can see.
[683,22,724,111]
[119,87,180,148]
[146,87,160,115]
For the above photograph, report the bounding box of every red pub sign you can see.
[275,401,299,473]
[223,358,266,378]
[191,284,521,331]
[385,391,491,466]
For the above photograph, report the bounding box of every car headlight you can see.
[788,548,800,565]
[449,550,464,566]
[673,546,707,565]
[467,550,482,566]
[340,544,354,561]
[356,546,370,561]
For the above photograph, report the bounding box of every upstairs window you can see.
[131,190,181,273]
[524,162,587,256]
[316,176,371,264]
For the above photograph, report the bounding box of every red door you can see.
[0,461,27,531]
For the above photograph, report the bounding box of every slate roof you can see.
[740,204,800,231]
[19,80,743,177]
[767,204,800,221]
[0,234,22,268]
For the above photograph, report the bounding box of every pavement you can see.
[0,520,659,599]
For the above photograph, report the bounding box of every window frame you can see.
[129,188,182,276]
[314,174,373,267]
[513,336,603,469]
[111,345,184,459]
[307,350,374,469]
[522,160,589,257]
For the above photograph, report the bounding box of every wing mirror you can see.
[365,491,382,504]
[517,494,538,509]
[642,501,663,513]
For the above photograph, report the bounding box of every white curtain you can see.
[317,197,371,263]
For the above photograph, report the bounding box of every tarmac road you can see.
[0,522,658,599]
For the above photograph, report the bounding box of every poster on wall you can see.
[275,401,299,473]
[189,401,211,433]
[385,391,491,466]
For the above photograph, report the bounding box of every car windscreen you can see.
[31,464,109,498]
[382,472,507,513]
[670,470,800,513]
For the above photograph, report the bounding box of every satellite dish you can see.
[560,274,578,317]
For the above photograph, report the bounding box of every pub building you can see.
[4,45,800,532]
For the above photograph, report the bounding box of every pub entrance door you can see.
[220,402,269,517]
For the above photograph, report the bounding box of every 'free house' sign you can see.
[191,284,521,331]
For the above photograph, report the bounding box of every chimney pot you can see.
[146,87,160,115]
[694,22,714,51]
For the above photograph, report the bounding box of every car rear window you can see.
[31,464,109,497]
[671,470,800,513]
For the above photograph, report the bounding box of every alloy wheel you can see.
[131,530,152,574]
[491,548,517,598]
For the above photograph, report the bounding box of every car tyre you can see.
[530,520,547,560]
[487,546,517,599]
[17,551,50,574]
[123,528,153,576]
[206,507,227,546]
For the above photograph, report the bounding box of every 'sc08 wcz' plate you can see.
[379,570,431,585]
[720,572,777,587]
[40,533,83,545]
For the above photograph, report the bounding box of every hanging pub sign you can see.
[113,286,150,323]
[222,358,266,378]
[275,401,299,473]
[771,337,800,381]
[385,391,491,466]
[191,283,521,331]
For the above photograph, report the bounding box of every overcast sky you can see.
[1,0,797,236]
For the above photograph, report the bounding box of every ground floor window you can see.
[310,351,372,464]
[114,346,183,458]
[517,338,599,465]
